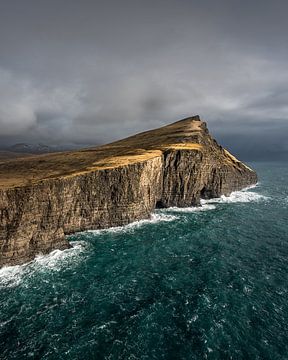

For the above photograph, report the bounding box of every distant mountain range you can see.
[8,143,65,154]
[1,142,93,155]
[0,143,93,162]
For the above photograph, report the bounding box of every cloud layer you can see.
[0,0,287,159]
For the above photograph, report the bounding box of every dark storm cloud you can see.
[0,0,288,159]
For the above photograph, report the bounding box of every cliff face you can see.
[0,116,257,267]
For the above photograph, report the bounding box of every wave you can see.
[164,204,216,213]
[0,187,267,287]
[240,183,259,191]
[160,186,267,212]
[0,214,178,286]
[0,241,85,288]
[201,189,269,205]
[0,264,26,288]
[86,213,179,235]
[33,241,85,268]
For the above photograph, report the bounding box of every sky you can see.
[0,0,288,160]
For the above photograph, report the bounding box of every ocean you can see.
[1,162,287,360]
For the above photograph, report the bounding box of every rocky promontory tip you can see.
[0,116,257,267]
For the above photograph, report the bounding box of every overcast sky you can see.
[0,0,287,160]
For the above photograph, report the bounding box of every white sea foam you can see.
[163,185,267,213]
[0,186,267,287]
[86,213,179,235]
[0,214,178,287]
[33,241,85,268]
[0,264,26,288]
[164,204,216,213]
[200,189,269,204]
[240,183,259,191]
[0,241,85,288]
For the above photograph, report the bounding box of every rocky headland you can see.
[0,116,257,267]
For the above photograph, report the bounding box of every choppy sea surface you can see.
[1,162,288,360]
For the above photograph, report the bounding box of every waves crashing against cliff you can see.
[0,115,257,267]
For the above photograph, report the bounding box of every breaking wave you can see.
[0,264,25,288]
[0,241,85,288]
[201,189,269,205]
[161,186,267,212]
[86,213,179,235]
[0,214,179,286]
[0,187,268,288]
[164,204,216,213]
[33,241,85,268]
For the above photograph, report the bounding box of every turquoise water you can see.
[1,162,288,360]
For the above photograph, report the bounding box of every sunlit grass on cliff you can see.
[0,117,206,188]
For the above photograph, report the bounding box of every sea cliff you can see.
[0,116,257,267]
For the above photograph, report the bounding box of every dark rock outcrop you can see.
[0,116,257,267]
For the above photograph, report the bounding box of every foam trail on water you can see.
[0,241,85,288]
[164,204,216,213]
[201,188,269,205]
[34,241,85,268]
[0,264,26,288]
[86,213,179,235]
[0,214,178,286]
[240,183,259,191]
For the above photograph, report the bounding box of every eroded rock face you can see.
[0,116,257,267]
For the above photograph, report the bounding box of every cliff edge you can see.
[0,116,257,267]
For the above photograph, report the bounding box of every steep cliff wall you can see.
[0,116,257,267]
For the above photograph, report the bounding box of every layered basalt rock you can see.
[0,116,257,267]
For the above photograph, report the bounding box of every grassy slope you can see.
[0,151,34,162]
[0,117,221,189]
